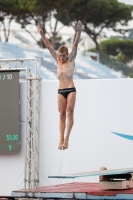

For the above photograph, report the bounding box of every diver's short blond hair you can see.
[58,45,68,54]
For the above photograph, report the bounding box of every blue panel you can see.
[111,131,133,140]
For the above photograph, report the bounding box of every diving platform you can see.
[12,182,133,199]
[11,167,133,199]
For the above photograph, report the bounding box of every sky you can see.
[118,0,133,5]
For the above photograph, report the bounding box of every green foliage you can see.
[99,38,133,63]
[99,51,133,77]
[127,72,133,78]
[100,38,121,56]
[88,48,96,52]
[59,0,133,50]
[0,0,133,48]
[16,0,76,47]
[116,53,129,63]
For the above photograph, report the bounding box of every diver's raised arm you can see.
[69,20,82,62]
[37,23,57,60]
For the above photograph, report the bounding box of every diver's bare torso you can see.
[57,54,75,89]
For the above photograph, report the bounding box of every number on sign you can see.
[6,134,19,140]
[15,135,18,140]
[7,74,12,79]
[9,145,12,150]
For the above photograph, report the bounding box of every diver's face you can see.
[59,51,68,63]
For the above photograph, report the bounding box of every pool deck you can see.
[12,182,133,199]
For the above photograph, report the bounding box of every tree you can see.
[0,0,22,41]
[0,0,77,47]
[100,38,133,64]
[59,0,133,51]
[0,0,38,42]
[40,0,76,48]
[14,0,53,43]
[15,0,76,48]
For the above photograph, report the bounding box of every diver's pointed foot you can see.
[63,140,68,150]
[58,141,64,150]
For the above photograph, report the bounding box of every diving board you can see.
[48,167,133,178]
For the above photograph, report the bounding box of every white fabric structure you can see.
[0,79,133,195]
[0,42,125,79]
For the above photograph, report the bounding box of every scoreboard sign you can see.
[0,70,20,153]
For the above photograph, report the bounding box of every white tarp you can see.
[0,79,133,195]
[39,79,133,186]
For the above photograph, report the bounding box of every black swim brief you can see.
[58,87,76,98]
